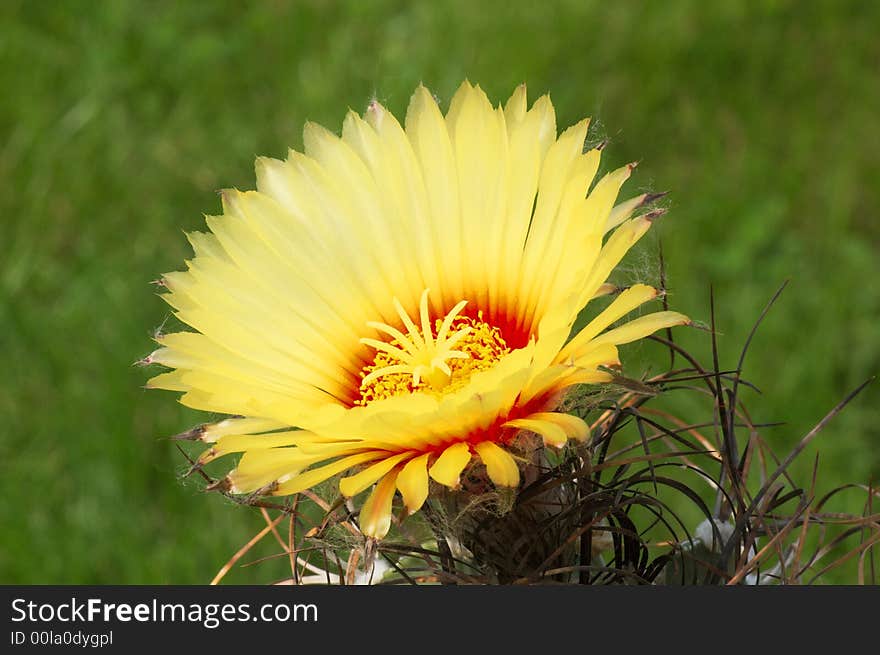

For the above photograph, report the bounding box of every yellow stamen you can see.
[357,290,510,404]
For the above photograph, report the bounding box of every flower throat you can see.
[356,290,510,405]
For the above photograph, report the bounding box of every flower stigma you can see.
[357,289,510,404]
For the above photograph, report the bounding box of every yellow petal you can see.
[396,453,430,514]
[251,155,388,327]
[504,412,589,447]
[202,417,288,442]
[589,311,690,347]
[272,451,383,495]
[500,91,556,309]
[503,83,528,127]
[339,451,412,498]
[474,441,520,487]
[359,470,400,539]
[228,447,322,493]
[526,151,607,321]
[446,82,508,314]
[145,370,189,392]
[592,283,619,299]
[530,118,592,245]
[558,284,659,362]
[521,366,614,405]
[573,162,634,238]
[428,442,472,488]
[302,121,403,281]
[577,215,654,307]
[405,84,463,306]
[553,369,613,391]
[605,192,655,233]
[517,118,592,324]
[175,368,316,424]
[335,107,432,313]
[201,430,303,466]
[570,342,621,370]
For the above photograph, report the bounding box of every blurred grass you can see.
[1,0,876,583]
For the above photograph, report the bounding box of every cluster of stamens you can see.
[355,290,509,405]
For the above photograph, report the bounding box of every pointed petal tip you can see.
[644,208,668,222]
[217,188,245,214]
[397,453,430,514]
[643,190,670,205]
[428,441,472,489]
[366,97,385,114]
[196,448,218,467]
[249,481,280,499]
[182,459,205,478]
[170,425,206,441]
[254,154,286,178]
[632,282,662,299]
[253,155,269,169]
[303,119,333,139]
[410,82,438,102]
[474,441,520,488]
[358,471,399,539]
[204,476,231,493]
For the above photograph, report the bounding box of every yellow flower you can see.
[145,81,689,539]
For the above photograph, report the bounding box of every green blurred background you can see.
[2,0,877,583]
